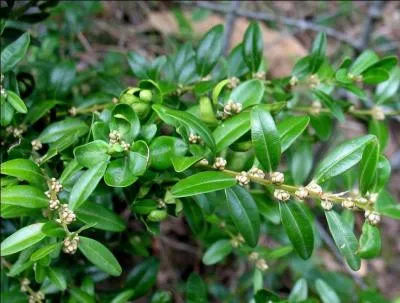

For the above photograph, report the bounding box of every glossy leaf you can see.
[1,223,46,256]
[1,32,30,73]
[38,118,89,143]
[6,90,27,113]
[376,191,400,220]
[279,201,314,259]
[31,243,61,262]
[79,237,122,276]
[359,139,379,195]
[202,239,232,265]
[373,155,391,193]
[196,25,224,76]
[310,32,327,73]
[313,89,345,122]
[368,120,388,151]
[186,273,207,303]
[47,267,67,291]
[314,135,374,183]
[126,258,159,298]
[172,171,236,197]
[149,136,188,170]
[325,210,361,270]
[69,161,108,210]
[74,140,110,168]
[362,68,389,84]
[229,79,264,108]
[104,157,138,187]
[110,104,140,143]
[277,116,310,152]
[251,105,281,172]
[1,158,45,188]
[349,50,379,75]
[243,22,263,72]
[171,155,203,172]
[1,185,48,208]
[288,278,308,303]
[225,186,260,247]
[358,223,381,259]
[315,279,340,303]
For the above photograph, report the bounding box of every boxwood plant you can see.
[1,16,400,303]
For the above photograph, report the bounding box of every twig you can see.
[315,220,367,289]
[222,0,240,55]
[179,1,361,50]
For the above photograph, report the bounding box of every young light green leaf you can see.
[47,267,67,291]
[279,201,314,259]
[1,223,46,256]
[110,104,140,143]
[1,32,30,73]
[225,186,260,247]
[358,223,381,259]
[76,201,126,232]
[1,158,45,188]
[196,25,224,76]
[202,239,232,265]
[349,50,379,75]
[277,116,310,152]
[376,191,400,220]
[79,237,122,276]
[362,68,389,84]
[30,243,61,262]
[315,279,340,303]
[359,139,379,195]
[186,273,207,303]
[111,290,135,303]
[242,21,263,72]
[288,278,308,303]
[69,161,108,210]
[150,136,188,170]
[6,91,27,113]
[325,210,361,270]
[213,111,250,152]
[171,155,203,172]
[171,171,236,197]
[74,140,110,168]
[229,79,264,108]
[104,157,138,188]
[251,105,281,172]
[314,135,374,183]
[1,185,48,208]
[153,104,216,153]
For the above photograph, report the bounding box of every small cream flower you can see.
[69,107,77,116]
[63,234,80,254]
[295,187,309,200]
[188,133,201,144]
[342,198,355,209]
[274,189,290,201]
[57,204,76,225]
[249,252,259,262]
[31,139,42,151]
[270,172,284,184]
[50,178,63,193]
[236,171,250,186]
[213,157,227,170]
[367,192,379,204]
[227,77,240,89]
[248,167,265,179]
[49,198,60,210]
[310,100,322,115]
[348,73,363,83]
[289,76,298,86]
[371,106,385,121]
[365,210,380,225]
[321,199,334,211]
[308,74,320,88]
[20,278,30,292]
[199,158,209,166]
[223,100,242,116]
[306,181,323,197]
[157,199,166,209]
[256,258,269,271]
[253,71,266,80]
[109,130,121,144]
[120,140,130,151]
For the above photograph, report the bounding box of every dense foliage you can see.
[1,2,400,303]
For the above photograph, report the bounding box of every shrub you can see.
[1,3,400,303]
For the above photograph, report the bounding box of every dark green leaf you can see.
[243,22,263,72]
[79,237,122,276]
[349,50,379,75]
[376,191,400,220]
[1,158,45,188]
[1,185,48,208]
[30,243,61,262]
[225,186,260,247]
[1,32,30,73]
[251,105,281,172]
[202,239,232,265]
[290,141,313,185]
[373,155,391,193]
[310,114,332,141]
[6,90,27,113]
[186,273,207,303]
[47,267,67,291]
[279,201,314,259]
[104,157,138,187]
[277,116,310,152]
[312,90,345,122]
[196,25,224,76]
[126,258,159,298]
[315,279,340,303]
[171,155,203,172]
[358,223,381,259]
[359,139,379,195]
[110,104,140,143]
[362,68,389,84]
[254,289,281,303]
[69,288,95,303]
[229,79,264,108]
[149,136,188,170]
[38,118,89,143]
[310,32,327,73]
[172,171,236,197]
[74,140,110,168]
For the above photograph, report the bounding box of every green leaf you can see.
[310,32,327,73]
[153,104,216,153]
[312,89,345,122]
[79,237,122,276]
[24,100,61,125]
[314,135,374,183]
[104,157,138,187]
[362,68,389,84]
[315,279,340,303]
[375,66,400,104]
[1,223,46,256]
[358,223,381,259]
[30,243,61,262]
[1,32,30,73]
[1,185,48,208]
[202,239,232,265]
[126,258,159,298]
[149,136,188,170]
[171,155,203,172]
[171,171,236,197]
[38,118,89,144]
[288,278,308,303]
[50,61,76,97]
[368,120,388,151]
[359,139,379,195]
[111,290,135,303]
[290,141,313,185]
[325,210,361,270]
[1,158,45,188]
[243,22,263,72]
[292,55,312,79]
[373,155,391,193]
[227,43,249,77]
[251,105,281,172]
[74,140,110,168]
[69,288,95,303]
[229,79,265,108]
[349,50,379,75]
[213,111,250,152]
[47,267,67,291]
[6,90,27,113]
[365,56,398,73]
[186,273,207,303]
[69,161,108,210]
[76,201,126,232]
[41,221,65,237]
[196,25,224,76]
[279,201,314,259]
[376,191,400,220]
[310,114,332,141]
[254,289,281,303]
[110,104,140,143]
[277,116,310,152]
[225,186,260,247]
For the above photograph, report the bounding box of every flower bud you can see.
[256,258,269,271]
[270,172,284,184]
[147,209,168,222]
[342,198,355,209]
[236,171,250,186]
[295,187,309,200]
[321,199,333,211]
[274,189,290,201]
[248,167,265,179]
[365,210,380,225]
[63,234,80,254]
[213,157,227,170]
[139,89,153,102]
[31,139,42,151]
